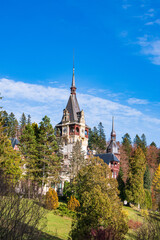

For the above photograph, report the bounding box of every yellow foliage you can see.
[152,164,160,192]
[45,188,59,210]
[67,196,80,211]
[140,209,149,219]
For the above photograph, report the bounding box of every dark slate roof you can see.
[66,94,80,122]
[11,138,20,148]
[95,153,120,165]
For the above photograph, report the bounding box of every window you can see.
[70,127,74,133]
[51,182,55,189]
[85,130,88,135]
[76,127,79,133]
[112,171,114,178]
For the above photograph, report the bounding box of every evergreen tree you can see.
[140,134,147,155]
[117,167,126,201]
[27,114,31,125]
[8,112,18,138]
[88,123,106,153]
[1,110,9,128]
[122,133,132,157]
[37,116,60,188]
[20,123,38,181]
[32,122,39,139]
[0,113,21,181]
[134,134,141,147]
[125,147,146,207]
[70,140,85,180]
[150,141,157,147]
[20,113,26,134]
[144,165,151,190]
[97,122,106,152]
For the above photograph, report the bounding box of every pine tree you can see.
[0,113,21,182]
[140,134,147,156]
[88,123,106,153]
[27,114,31,125]
[117,167,126,201]
[37,116,60,188]
[8,112,18,138]
[150,141,157,147]
[20,123,38,181]
[125,147,146,207]
[20,113,26,134]
[134,134,141,147]
[97,122,106,152]
[122,133,132,157]
[144,165,151,190]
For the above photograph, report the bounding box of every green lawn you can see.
[40,206,149,240]
[41,212,72,240]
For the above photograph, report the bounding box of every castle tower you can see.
[107,117,120,160]
[55,62,89,191]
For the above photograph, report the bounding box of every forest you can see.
[0,110,160,240]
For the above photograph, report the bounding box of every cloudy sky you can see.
[0,0,160,146]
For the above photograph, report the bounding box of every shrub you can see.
[136,213,160,240]
[67,196,80,211]
[128,220,142,230]
[45,188,59,210]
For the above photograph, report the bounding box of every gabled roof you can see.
[66,94,80,122]
[11,138,20,148]
[95,153,120,165]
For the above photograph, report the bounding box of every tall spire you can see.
[71,51,76,94]
[112,116,114,132]
[111,116,116,140]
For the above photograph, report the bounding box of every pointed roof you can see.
[66,94,80,122]
[107,117,119,154]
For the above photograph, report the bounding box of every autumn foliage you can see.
[45,188,59,210]
[67,195,80,211]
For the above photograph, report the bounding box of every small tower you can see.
[107,117,120,159]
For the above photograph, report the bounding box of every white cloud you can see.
[137,36,160,65]
[1,78,160,146]
[127,98,149,105]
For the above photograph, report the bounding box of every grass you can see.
[40,211,72,240]
[123,206,144,240]
[40,206,144,240]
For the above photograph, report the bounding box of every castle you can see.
[56,64,120,193]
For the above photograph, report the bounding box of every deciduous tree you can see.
[69,157,128,240]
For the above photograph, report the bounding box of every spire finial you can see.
[111,116,116,140]
[71,50,76,94]
[112,116,114,132]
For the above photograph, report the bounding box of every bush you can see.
[128,220,142,230]
[45,188,59,210]
[136,213,160,240]
[54,202,76,218]
[67,196,80,211]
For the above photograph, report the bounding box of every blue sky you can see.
[0,0,160,146]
